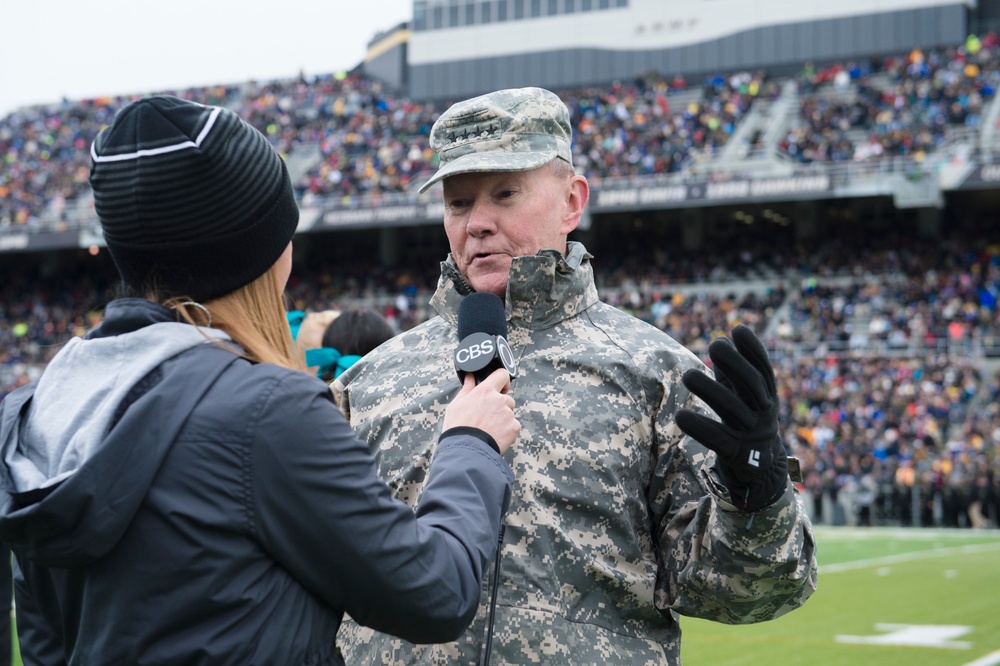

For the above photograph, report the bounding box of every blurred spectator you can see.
[289,308,341,374]
[308,308,396,384]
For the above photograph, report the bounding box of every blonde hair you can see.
[167,262,304,371]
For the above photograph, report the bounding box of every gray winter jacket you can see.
[0,298,514,665]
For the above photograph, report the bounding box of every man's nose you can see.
[466,201,497,236]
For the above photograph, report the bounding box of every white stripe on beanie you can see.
[90,106,222,163]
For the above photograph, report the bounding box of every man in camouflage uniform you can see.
[334,87,818,664]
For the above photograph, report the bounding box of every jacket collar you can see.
[430,241,599,331]
[86,298,179,339]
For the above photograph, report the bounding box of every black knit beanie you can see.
[90,95,299,302]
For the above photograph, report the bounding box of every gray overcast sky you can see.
[0,0,412,117]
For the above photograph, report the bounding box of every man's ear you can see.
[561,175,590,234]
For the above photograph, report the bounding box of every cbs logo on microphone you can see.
[454,332,517,380]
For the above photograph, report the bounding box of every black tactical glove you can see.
[675,325,788,513]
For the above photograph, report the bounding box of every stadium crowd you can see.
[2,226,998,531]
[1,35,998,531]
[14,34,1000,227]
[0,86,242,230]
[1,66,780,228]
[781,33,1000,163]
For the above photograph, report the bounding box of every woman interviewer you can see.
[0,96,519,665]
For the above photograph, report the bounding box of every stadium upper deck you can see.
[2,31,999,247]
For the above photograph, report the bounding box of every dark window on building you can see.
[420,0,624,28]
[414,1,427,29]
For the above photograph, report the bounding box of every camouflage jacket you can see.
[334,242,817,665]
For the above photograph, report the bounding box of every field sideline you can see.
[681,526,1000,666]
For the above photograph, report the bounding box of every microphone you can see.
[454,292,518,385]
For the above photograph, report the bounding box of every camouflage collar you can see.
[432,241,599,331]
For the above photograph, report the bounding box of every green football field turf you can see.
[9,527,1000,664]
[679,527,1000,666]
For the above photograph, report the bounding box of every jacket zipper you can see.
[480,524,505,666]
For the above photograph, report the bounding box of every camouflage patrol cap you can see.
[418,87,573,194]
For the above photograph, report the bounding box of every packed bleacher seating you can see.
[565,70,776,182]
[782,33,1000,164]
[0,86,242,229]
[4,31,997,228]
[2,228,998,530]
[777,230,1000,356]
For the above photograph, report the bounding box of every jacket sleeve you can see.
[11,557,66,666]
[647,360,818,625]
[248,371,514,644]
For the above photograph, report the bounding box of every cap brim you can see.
[417,149,559,194]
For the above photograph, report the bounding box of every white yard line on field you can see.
[961,649,1000,666]
[820,542,1000,574]
[813,526,1000,541]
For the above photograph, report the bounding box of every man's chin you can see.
[467,273,507,299]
